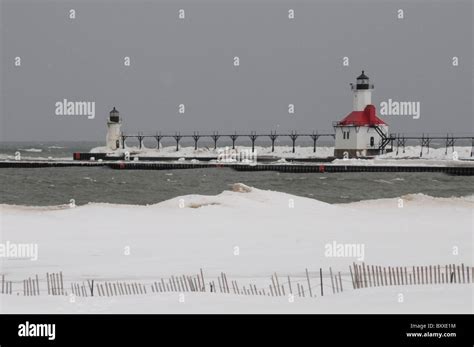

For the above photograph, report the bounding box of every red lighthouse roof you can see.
[338,104,386,126]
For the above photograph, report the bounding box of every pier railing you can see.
[119,131,474,157]
[120,131,335,153]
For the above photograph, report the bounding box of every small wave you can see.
[0,203,74,211]
[19,148,43,152]
[339,193,474,207]
[373,179,394,185]
[0,155,70,161]
[47,146,64,149]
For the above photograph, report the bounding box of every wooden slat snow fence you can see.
[350,263,472,289]
[0,264,472,298]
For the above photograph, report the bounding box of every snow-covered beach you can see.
[1,184,472,313]
[2,285,471,314]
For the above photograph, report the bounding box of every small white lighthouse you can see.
[106,107,122,150]
[334,71,389,158]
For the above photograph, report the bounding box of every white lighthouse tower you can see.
[106,107,122,150]
[352,70,373,111]
[334,71,389,158]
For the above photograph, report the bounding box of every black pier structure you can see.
[2,129,474,174]
[119,131,474,157]
[119,131,336,154]
[66,130,474,163]
[390,134,474,157]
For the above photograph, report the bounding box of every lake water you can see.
[1,142,473,206]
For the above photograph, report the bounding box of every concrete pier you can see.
[2,159,473,175]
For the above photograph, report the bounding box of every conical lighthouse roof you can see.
[356,70,369,80]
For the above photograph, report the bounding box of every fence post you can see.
[372,265,380,287]
[329,267,335,294]
[60,272,64,295]
[353,263,359,289]
[275,273,282,296]
[320,268,324,296]
[199,269,205,292]
[362,263,368,288]
[349,265,355,289]
[305,269,313,297]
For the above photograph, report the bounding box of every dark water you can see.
[0,166,473,206]
[0,141,103,160]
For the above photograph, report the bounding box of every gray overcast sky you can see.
[0,0,472,141]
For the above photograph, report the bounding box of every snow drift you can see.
[0,185,472,313]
